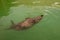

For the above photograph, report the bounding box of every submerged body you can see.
[9,15,43,30]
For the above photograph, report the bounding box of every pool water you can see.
[0,0,60,40]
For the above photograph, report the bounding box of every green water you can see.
[0,0,60,40]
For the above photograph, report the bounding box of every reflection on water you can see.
[51,2,60,7]
[0,0,15,18]
[0,0,60,18]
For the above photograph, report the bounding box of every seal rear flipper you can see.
[5,20,16,30]
[11,20,15,25]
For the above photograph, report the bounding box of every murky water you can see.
[0,0,60,40]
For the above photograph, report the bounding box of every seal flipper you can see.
[11,20,15,25]
[9,20,16,29]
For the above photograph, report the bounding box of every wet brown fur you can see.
[9,15,43,30]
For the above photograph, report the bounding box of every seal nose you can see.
[41,15,43,17]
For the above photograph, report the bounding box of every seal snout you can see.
[41,15,43,17]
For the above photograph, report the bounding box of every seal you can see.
[9,15,44,30]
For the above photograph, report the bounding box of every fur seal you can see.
[9,15,43,30]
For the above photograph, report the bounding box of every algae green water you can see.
[0,0,60,40]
